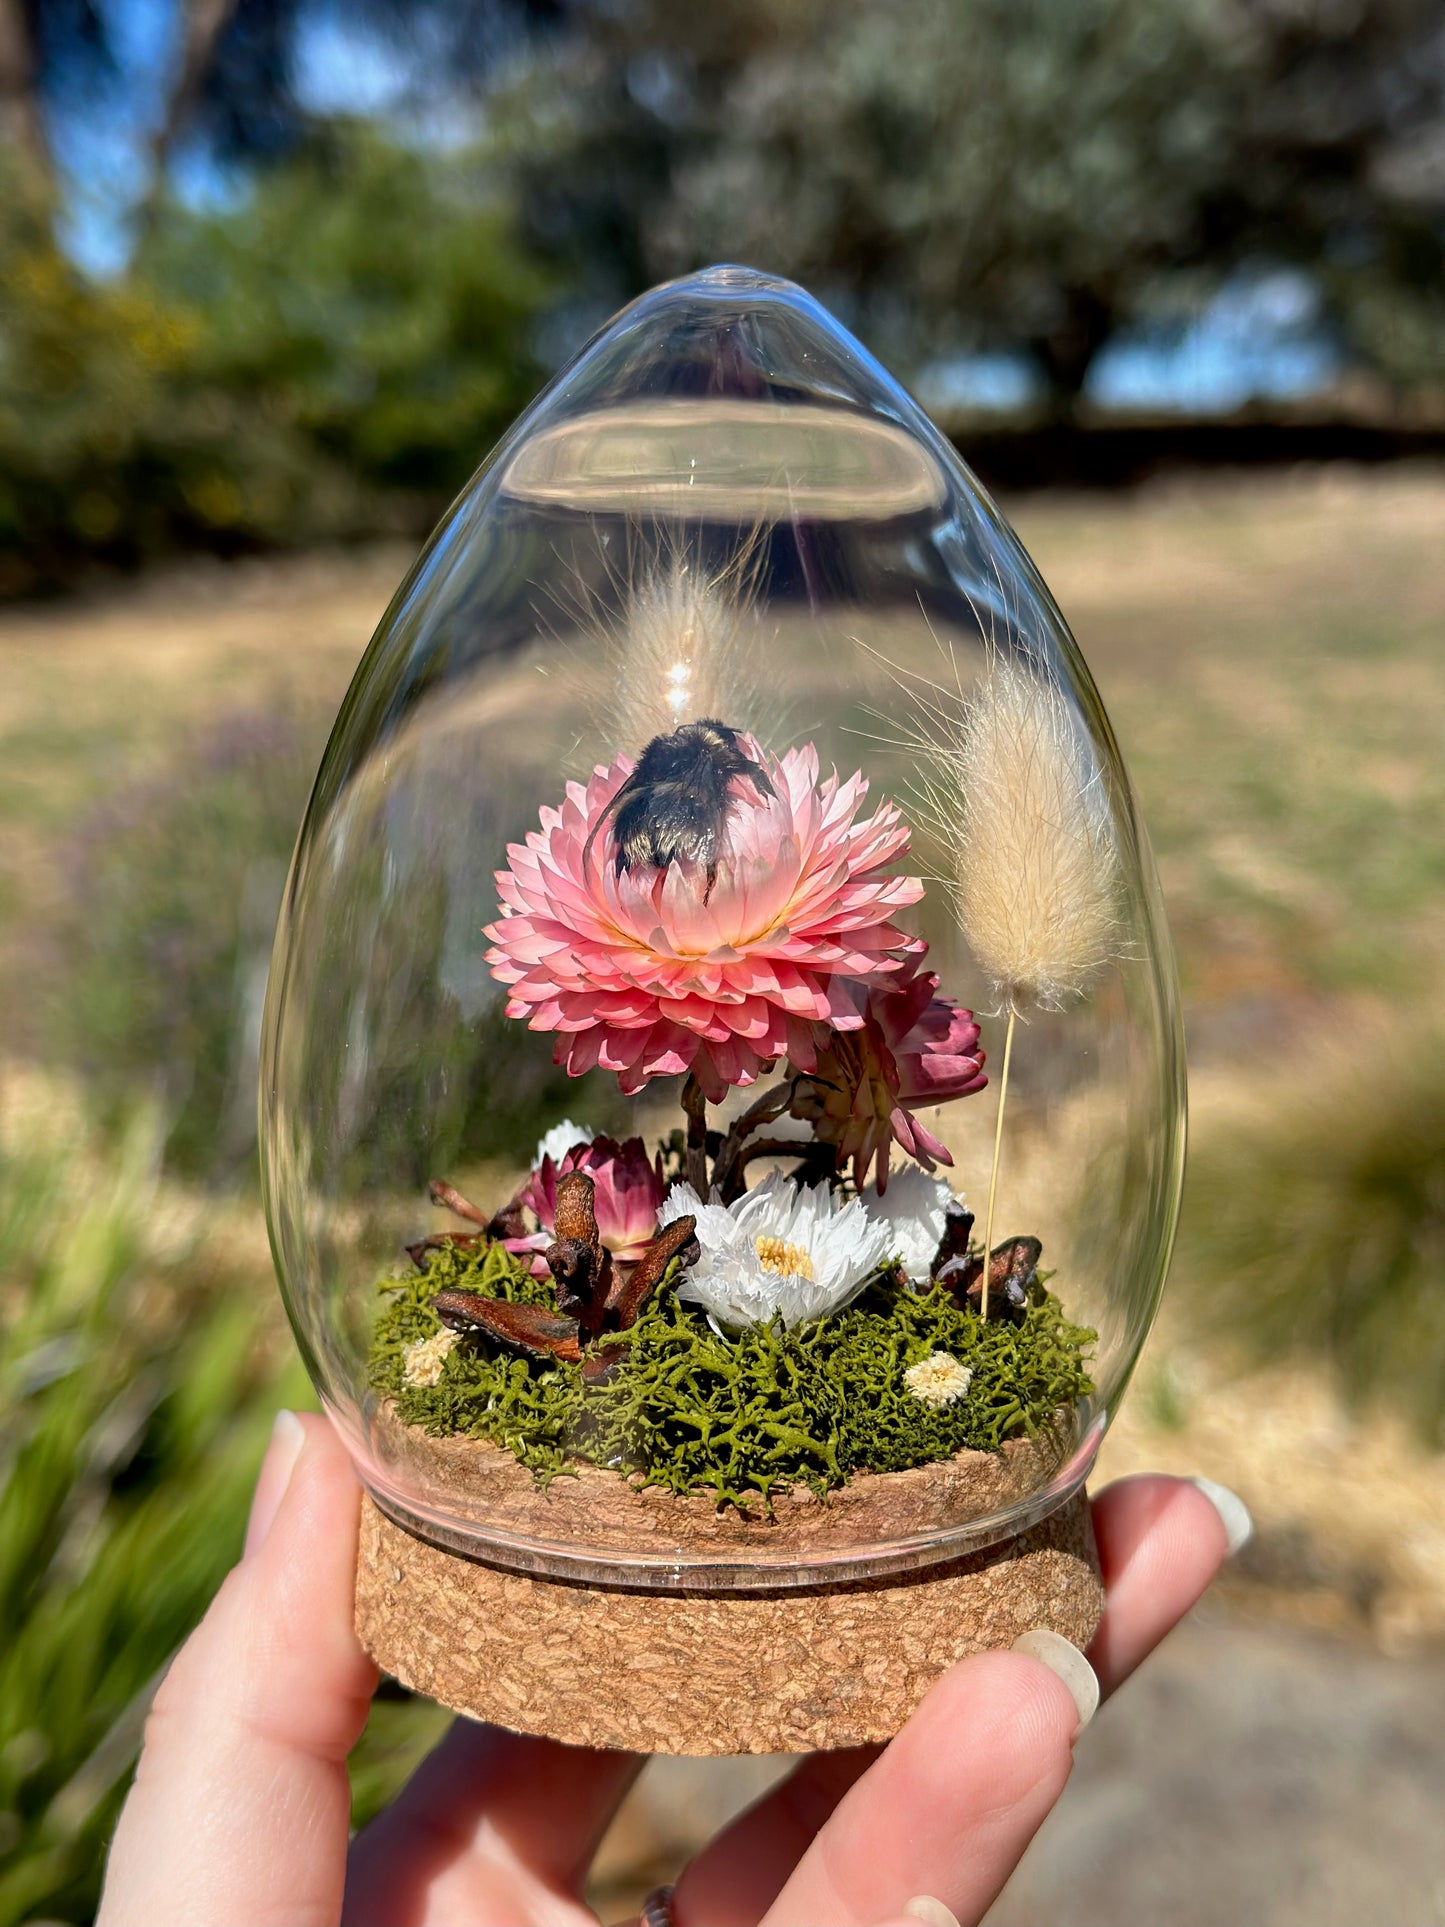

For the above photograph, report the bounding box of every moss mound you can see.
[368,1240,1094,1509]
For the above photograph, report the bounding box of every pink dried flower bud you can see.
[791,968,986,1191]
[517,1134,667,1267]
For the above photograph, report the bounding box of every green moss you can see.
[368,1242,1095,1508]
[367,1241,587,1480]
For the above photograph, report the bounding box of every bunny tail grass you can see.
[913,644,1125,1316]
[947,649,1121,1013]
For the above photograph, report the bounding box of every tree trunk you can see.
[157,0,239,159]
[1027,284,1116,421]
[0,0,49,183]
[126,0,238,245]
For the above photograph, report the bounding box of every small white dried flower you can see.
[659,1170,892,1331]
[403,1328,459,1389]
[904,1350,974,1407]
[860,1166,957,1285]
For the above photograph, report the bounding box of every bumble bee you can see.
[585,719,774,890]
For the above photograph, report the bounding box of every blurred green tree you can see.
[0,155,200,592]
[3,0,1443,587]
[137,129,548,502]
[0,131,546,591]
[505,0,1445,405]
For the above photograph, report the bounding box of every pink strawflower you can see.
[791,968,987,1190]
[484,742,924,1102]
[512,1134,667,1269]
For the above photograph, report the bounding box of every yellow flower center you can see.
[754,1235,815,1279]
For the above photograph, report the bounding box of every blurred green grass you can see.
[0,1101,450,1925]
[1177,1028,1445,1447]
[1,469,1442,1921]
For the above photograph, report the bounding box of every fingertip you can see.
[901,1898,962,1927]
[1086,1474,1235,1698]
[1091,1473,1236,1584]
[872,1905,961,1927]
[971,1646,1086,1759]
[101,1419,374,1927]
[244,1408,307,1558]
[265,1411,363,1527]
[238,1415,378,1732]
[753,1647,1081,1926]
[1186,1475,1254,1556]
[1011,1629,1099,1734]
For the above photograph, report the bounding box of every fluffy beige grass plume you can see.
[944,648,1120,1014]
[598,536,767,750]
[921,644,1122,1314]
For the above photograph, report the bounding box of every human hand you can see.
[98,1412,1246,1927]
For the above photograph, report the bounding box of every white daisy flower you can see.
[533,1119,595,1168]
[904,1351,973,1406]
[860,1166,957,1284]
[659,1169,893,1331]
[403,1328,459,1388]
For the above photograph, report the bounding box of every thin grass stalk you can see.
[979,1005,1017,1321]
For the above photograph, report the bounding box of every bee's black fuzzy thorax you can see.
[591,719,773,885]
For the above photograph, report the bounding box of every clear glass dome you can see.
[261,266,1184,1588]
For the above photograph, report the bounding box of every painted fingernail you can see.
[1011,1628,1100,1735]
[244,1409,306,1557]
[902,1897,961,1927]
[1188,1476,1254,1556]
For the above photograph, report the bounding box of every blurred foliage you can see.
[45,707,321,1184]
[0,132,546,595]
[0,1109,285,1925]
[0,1107,447,1925]
[510,0,1247,395]
[135,133,547,498]
[508,0,1445,401]
[45,703,621,1187]
[1179,1032,1445,1446]
[12,0,574,171]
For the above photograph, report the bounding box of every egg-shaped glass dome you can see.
[261,267,1184,1587]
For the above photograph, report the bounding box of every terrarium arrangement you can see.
[261,266,1184,1751]
[367,685,1107,1515]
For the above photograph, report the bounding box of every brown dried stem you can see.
[428,1179,490,1226]
[682,1073,710,1193]
[711,1079,798,1201]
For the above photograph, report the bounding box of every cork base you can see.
[355,1488,1102,1753]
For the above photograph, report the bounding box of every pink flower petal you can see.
[486,743,928,1099]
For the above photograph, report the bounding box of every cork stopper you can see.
[355,1486,1102,1754]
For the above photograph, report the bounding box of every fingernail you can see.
[1011,1628,1100,1735]
[244,1409,306,1558]
[903,1898,960,1927]
[1188,1476,1254,1556]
